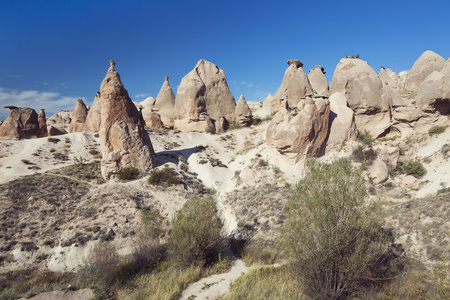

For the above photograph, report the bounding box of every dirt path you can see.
[179,259,247,300]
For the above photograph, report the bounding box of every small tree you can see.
[169,196,223,267]
[87,240,121,285]
[281,158,395,299]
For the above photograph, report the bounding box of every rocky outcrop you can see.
[266,96,330,161]
[368,158,389,184]
[69,99,88,133]
[404,50,446,91]
[379,68,405,106]
[47,110,72,132]
[174,59,236,131]
[146,112,164,129]
[329,58,391,138]
[260,93,274,117]
[235,95,253,127]
[326,92,357,151]
[417,60,450,114]
[83,92,102,133]
[48,126,67,136]
[0,106,40,139]
[38,109,48,138]
[273,59,313,108]
[215,116,229,133]
[99,60,157,179]
[154,76,176,127]
[307,65,329,96]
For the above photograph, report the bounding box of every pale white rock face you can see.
[378,146,399,170]
[404,50,446,91]
[99,61,156,179]
[261,93,274,117]
[83,94,102,133]
[325,92,357,152]
[174,59,236,128]
[47,110,72,129]
[307,65,329,96]
[239,167,261,186]
[329,58,391,138]
[141,97,156,128]
[273,59,313,108]
[369,158,389,184]
[235,95,253,127]
[174,115,215,133]
[155,76,176,127]
[379,68,406,106]
[266,97,330,162]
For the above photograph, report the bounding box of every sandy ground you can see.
[20,288,94,300]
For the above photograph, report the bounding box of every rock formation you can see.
[99,60,157,179]
[69,99,88,133]
[154,76,176,127]
[146,112,164,129]
[174,59,236,131]
[307,65,329,96]
[325,92,357,151]
[417,59,450,115]
[273,59,313,108]
[47,110,72,133]
[235,95,253,127]
[379,68,405,106]
[38,109,48,138]
[404,50,446,91]
[266,96,330,161]
[260,93,274,117]
[329,57,391,138]
[83,92,102,133]
[0,106,40,139]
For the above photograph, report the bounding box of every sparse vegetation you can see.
[116,167,140,180]
[357,130,374,146]
[351,145,377,165]
[429,125,446,135]
[281,158,400,299]
[148,166,181,185]
[392,158,427,179]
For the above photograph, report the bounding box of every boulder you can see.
[379,146,399,170]
[266,96,330,161]
[329,57,391,138]
[0,106,40,139]
[239,168,260,186]
[146,112,164,129]
[174,59,236,129]
[273,59,313,108]
[48,126,67,136]
[404,50,446,91]
[38,109,48,138]
[99,60,157,179]
[83,92,102,133]
[154,76,176,127]
[368,158,389,184]
[307,65,329,96]
[325,92,357,151]
[69,99,88,133]
[235,95,253,127]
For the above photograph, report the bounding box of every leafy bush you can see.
[84,240,121,286]
[352,145,377,165]
[397,159,427,179]
[357,130,374,146]
[132,209,166,269]
[281,158,398,299]
[116,167,140,180]
[169,196,223,267]
[429,126,446,135]
[148,166,181,185]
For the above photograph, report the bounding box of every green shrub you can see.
[84,240,121,286]
[281,158,398,299]
[429,126,446,135]
[116,167,140,180]
[351,145,377,165]
[148,166,181,185]
[402,159,426,179]
[169,196,223,268]
[357,130,374,146]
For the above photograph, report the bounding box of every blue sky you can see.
[1,0,449,120]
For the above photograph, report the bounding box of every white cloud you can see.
[134,93,150,99]
[0,87,83,120]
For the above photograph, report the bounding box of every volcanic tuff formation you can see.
[307,65,329,96]
[99,60,157,179]
[273,59,313,108]
[37,109,48,138]
[174,59,236,132]
[83,92,102,133]
[154,76,176,127]
[403,50,446,91]
[235,95,253,127]
[69,99,88,133]
[0,106,40,139]
[329,57,391,138]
